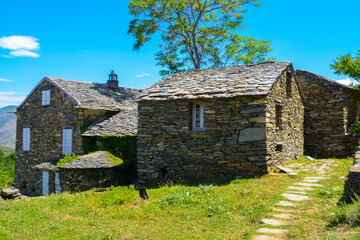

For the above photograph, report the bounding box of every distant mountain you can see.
[0,105,17,146]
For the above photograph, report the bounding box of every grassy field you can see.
[0,145,15,154]
[0,157,357,239]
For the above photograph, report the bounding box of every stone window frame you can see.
[192,103,205,131]
[62,127,73,155]
[22,126,31,151]
[41,88,51,106]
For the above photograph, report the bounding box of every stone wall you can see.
[137,96,268,185]
[266,67,304,169]
[59,167,119,192]
[15,80,113,196]
[137,66,304,185]
[348,160,360,198]
[296,70,360,158]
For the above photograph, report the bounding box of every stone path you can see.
[252,159,333,240]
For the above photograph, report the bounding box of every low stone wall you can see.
[348,160,360,198]
[60,167,120,192]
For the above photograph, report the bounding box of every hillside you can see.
[0,105,16,146]
[0,158,357,239]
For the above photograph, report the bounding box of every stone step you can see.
[252,235,285,240]
[256,228,289,234]
[281,193,310,201]
[294,183,323,187]
[261,219,287,226]
[1,188,20,197]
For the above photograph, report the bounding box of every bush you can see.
[57,153,80,167]
[0,150,15,188]
[349,121,360,135]
[329,195,360,228]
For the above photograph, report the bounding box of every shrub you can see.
[57,153,80,167]
[0,151,15,188]
[329,195,360,228]
[349,121,360,135]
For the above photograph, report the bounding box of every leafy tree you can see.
[331,50,360,82]
[128,0,274,76]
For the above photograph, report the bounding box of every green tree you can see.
[127,0,274,77]
[330,50,360,82]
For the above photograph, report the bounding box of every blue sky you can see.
[0,0,359,107]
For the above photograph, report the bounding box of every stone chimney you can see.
[107,70,118,90]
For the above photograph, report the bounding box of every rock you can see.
[276,201,296,207]
[306,156,315,161]
[1,188,20,197]
[281,193,310,201]
[256,228,289,234]
[276,165,293,173]
[261,218,285,226]
[294,183,323,187]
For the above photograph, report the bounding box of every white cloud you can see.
[10,50,39,58]
[0,92,26,107]
[0,79,13,82]
[135,73,153,78]
[0,36,39,50]
[0,36,40,58]
[336,78,352,86]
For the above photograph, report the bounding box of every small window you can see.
[192,103,205,131]
[286,72,292,97]
[275,105,282,130]
[62,128,73,155]
[23,127,30,151]
[42,90,50,106]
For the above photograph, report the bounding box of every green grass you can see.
[0,150,14,188]
[0,157,357,239]
[0,145,14,154]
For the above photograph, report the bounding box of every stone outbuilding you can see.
[296,70,360,158]
[35,151,122,193]
[13,72,141,196]
[137,62,304,185]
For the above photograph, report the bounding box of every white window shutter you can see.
[62,128,72,155]
[42,90,50,106]
[23,128,30,151]
[42,171,49,196]
[55,173,61,193]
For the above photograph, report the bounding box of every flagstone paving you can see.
[281,193,310,201]
[251,159,333,239]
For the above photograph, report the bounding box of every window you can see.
[286,72,292,97]
[192,103,205,131]
[42,171,49,196]
[42,90,50,106]
[55,173,61,193]
[62,128,72,155]
[275,105,282,130]
[23,127,30,151]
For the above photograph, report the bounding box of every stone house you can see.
[13,72,140,196]
[296,70,360,158]
[137,62,304,185]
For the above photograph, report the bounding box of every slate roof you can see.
[18,77,142,111]
[34,160,59,172]
[295,69,358,91]
[139,61,291,101]
[60,151,121,169]
[82,110,137,137]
